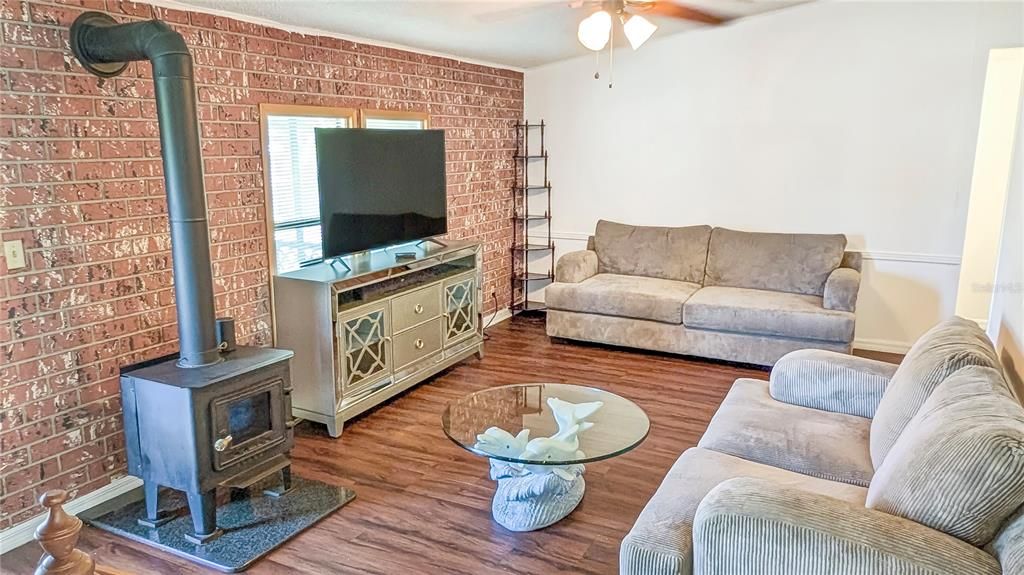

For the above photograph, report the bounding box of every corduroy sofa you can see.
[620,317,1024,575]
[545,221,862,366]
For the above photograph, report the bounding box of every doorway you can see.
[955,48,1024,328]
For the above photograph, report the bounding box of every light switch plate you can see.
[4,239,26,270]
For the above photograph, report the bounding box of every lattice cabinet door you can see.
[336,301,392,403]
[444,275,478,345]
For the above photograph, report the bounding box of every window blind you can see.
[266,114,348,272]
[364,116,426,130]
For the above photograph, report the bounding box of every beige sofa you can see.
[546,221,862,366]
[620,317,1024,575]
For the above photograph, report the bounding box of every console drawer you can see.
[393,317,442,369]
[392,284,441,332]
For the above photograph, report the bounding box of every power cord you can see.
[482,292,499,341]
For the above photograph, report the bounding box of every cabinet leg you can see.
[326,415,344,438]
[475,344,485,360]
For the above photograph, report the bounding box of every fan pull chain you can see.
[594,49,600,80]
[608,29,614,89]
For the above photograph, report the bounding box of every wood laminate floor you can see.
[3,316,899,574]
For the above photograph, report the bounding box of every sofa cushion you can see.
[594,220,712,284]
[870,316,1001,468]
[683,286,855,343]
[698,378,874,487]
[866,366,1024,547]
[545,273,699,324]
[770,349,898,419]
[704,227,846,296]
[620,447,866,575]
[990,506,1024,575]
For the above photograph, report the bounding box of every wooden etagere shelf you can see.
[511,120,554,315]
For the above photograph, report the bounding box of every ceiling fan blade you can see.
[635,2,728,25]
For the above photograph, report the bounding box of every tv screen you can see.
[315,128,447,258]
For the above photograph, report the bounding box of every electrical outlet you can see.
[3,239,26,270]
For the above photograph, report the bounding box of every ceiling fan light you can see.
[577,10,611,51]
[623,14,657,50]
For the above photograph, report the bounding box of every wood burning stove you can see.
[69,12,298,544]
[121,347,295,543]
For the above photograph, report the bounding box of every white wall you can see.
[524,1,1023,352]
[956,48,1024,328]
[987,81,1024,397]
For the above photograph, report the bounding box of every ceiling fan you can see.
[574,0,729,52]
[567,1,729,86]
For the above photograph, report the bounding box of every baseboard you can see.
[853,337,912,354]
[482,307,512,330]
[0,475,143,554]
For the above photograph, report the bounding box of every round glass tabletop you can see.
[441,383,650,466]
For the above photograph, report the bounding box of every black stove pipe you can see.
[70,13,221,368]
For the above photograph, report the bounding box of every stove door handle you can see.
[286,417,300,429]
[214,435,233,452]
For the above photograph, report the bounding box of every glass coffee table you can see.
[442,383,650,531]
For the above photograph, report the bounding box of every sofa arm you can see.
[824,267,861,312]
[554,250,598,283]
[693,478,1001,575]
[770,349,897,418]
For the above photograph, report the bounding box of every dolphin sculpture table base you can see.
[474,398,603,531]
[488,460,586,531]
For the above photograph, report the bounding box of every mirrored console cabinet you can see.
[273,241,484,436]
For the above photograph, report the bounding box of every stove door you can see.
[210,377,287,471]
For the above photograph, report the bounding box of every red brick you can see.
[57,440,104,472]
[2,21,62,48]
[3,458,59,493]
[53,182,102,202]
[245,36,277,56]
[58,118,121,138]
[50,140,100,160]
[0,45,34,68]
[0,93,39,115]
[0,0,520,515]
[74,161,124,181]
[29,2,87,25]
[35,49,73,72]
[41,96,96,116]
[108,1,152,18]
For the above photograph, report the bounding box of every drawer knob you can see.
[414,304,424,314]
[414,338,425,349]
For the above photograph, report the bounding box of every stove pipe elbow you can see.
[71,12,221,368]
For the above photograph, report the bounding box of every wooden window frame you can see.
[259,103,357,275]
[359,109,430,128]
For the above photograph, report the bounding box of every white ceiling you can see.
[166,0,806,69]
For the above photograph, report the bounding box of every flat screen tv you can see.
[315,128,447,258]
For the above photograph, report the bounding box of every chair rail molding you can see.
[545,231,962,266]
[541,231,963,355]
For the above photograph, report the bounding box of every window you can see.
[361,110,430,130]
[261,104,356,273]
[262,106,430,274]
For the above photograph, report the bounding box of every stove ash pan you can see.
[121,347,296,543]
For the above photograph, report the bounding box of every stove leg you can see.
[136,481,172,528]
[263,464,293,497]
[183,490,222,544]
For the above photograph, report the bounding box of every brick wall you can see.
[0,0,521,529]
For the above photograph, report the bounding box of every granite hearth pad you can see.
[81,476,355,573]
